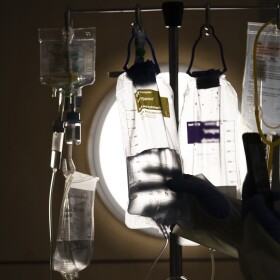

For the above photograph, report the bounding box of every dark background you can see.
[1,0,276,279]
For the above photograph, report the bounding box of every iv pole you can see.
[162,2,184,277]
[67,3,279,279]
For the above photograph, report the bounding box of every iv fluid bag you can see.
[53,172,98,279]
[127,148,182,222]
[242,22,280,134]
[179,74,245,196]
[116,73,190,228]
[39,27,96,90]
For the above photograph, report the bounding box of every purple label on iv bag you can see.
[187,121,220,144]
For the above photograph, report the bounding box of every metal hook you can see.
[205,2,211,35]
[135,4,142,27]
[276,4,280,30]
[187,10,227,77]
[133,4,145,61]
[64,8,73,31]
[133,4,145,41]
[62,144,76,177]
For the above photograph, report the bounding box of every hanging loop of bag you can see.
[123,5,160,74]
[187,3,227,77]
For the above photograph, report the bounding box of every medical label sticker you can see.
[59,188,94,240]
[135,89,170,117]
[187,121,220,144]
[242,23,280,133]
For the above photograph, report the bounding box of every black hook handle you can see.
[123,4,160,73]
[187,24,227,76]
[187,1,227,76]
[123,32,160,73]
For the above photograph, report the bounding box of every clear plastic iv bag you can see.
[242,22,280,134]
[116,73,190,228]
[179,74,244,197]
[39,27,96,91]
[53,171,98,279]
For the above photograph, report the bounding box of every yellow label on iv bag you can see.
[135,89,170,117]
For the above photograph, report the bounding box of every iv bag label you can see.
[135,89,170,117]
[241,22,280,133]
[58,188,94,241]
[187,121,220,144]
[40,41,95,82]
[41,42,77,74]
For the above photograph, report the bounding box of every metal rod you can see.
[168,25,181,276]
[70,5,278,14]
[170,231,182,277]
[169,26,179,126]
[162,2,184,277]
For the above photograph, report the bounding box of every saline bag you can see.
[116,72,190,229]
[180,23,246,197]
[179,74,244,197]
[53,171,98,279]
[242,22,280,135]
[242,21,280,175]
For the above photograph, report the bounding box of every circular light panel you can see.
[88,90,128,223]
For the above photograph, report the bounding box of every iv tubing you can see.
[144,222,169,280]
[49,169,57,280]
[252,20,280,174]
[209,248,216,280]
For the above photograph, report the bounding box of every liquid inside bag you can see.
[179,74,245,197]
[53,172,98,279]
[39,27,96,90]
[127,147,188,224]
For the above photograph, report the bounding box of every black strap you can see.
[187,24,227,77]
[123,29,160,74]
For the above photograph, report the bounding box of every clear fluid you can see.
[126,148,188,223]
[53,240,93,277]
[40,75,94,89]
